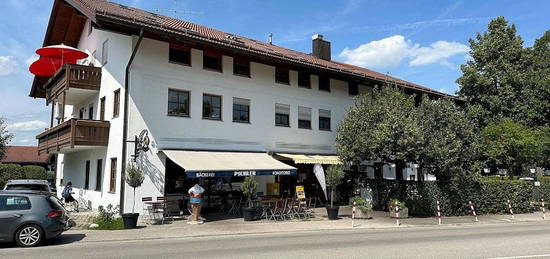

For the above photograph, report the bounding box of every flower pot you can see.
[326,206,340,220]
[242,207,256,221]
[122,213,139,229]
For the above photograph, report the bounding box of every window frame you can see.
[109,158,117,193]
[298,106,312,129]
[101,39,109,65]
[298,71,311,88]
[168,44,191,66]
[275,66,290,85]
[348,81,359,96]
[203,50,223,72]
[233,57,250,77]
[167,89,191,117]
[275,103,290,127]
[113,89,120,118]
[319,109,332,131]
[95,159,102,191]
[202,93,222,120]
[232,98,251,123]
[318,75,331,92]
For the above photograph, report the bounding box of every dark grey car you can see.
[0,190,71,247]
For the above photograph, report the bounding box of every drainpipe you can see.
[120,28,144,214]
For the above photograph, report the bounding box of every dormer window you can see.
[203,50,222,72]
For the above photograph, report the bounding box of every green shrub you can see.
[22,165,48,179]
[90,204,124,230]
[0,164,23,188]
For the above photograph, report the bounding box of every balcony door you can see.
[100,97,105,121]
[88,104,94,120]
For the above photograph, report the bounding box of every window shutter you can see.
[298,106,311,121]
[319,109,331,118]
[275,103,290,115]
[233,97,250,106]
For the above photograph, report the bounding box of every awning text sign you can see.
[187,169,296,178]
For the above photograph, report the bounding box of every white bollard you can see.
[395,202,400,226]
[542,199,546,220]
[352,201,356,228]
[507,200,514,220]
[436,200,442,225]
[469,201,479,222]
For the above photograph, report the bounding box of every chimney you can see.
[312,34,331,61]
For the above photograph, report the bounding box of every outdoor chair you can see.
[153,196,173,224]
[270,199,288,221]
[141,197,153,224]
[227,196,243,216]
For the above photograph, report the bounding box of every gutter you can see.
[120,28,144,214]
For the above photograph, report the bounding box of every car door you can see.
[0,195,32,241]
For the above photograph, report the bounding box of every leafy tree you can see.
[522,30,550,127]
[325,165,345,208]
[336,86,423,180]
[0,118,13,160]
[480,119,544,176]
[457,17,527,127]
[240,176,258,208]
[417,98,481,181]
[125,163,145,213]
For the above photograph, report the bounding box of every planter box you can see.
[355,208,373,219]
[389,208,408,218]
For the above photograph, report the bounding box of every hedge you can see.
[362,176,549,217]
[0,164,54,189]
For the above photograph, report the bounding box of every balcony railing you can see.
[45,63,102,104]
[36,119,110,155]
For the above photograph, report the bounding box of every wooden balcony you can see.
[36,119,110,155]
[45,63,102,105]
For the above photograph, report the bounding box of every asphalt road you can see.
[3,222,550,259]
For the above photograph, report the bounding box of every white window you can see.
[275,103,290,127]
[298,106,312,129]
[101,40,109,65]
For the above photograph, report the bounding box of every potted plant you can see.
[240,176,258,221]
[325,165,345,220]
[122,163,145,229]
[388,199,408,218]
[351,196,373,219]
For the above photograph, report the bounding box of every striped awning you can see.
[275,153,342,165]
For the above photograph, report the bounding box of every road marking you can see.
[487,254,550,259]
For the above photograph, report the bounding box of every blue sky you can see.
[0,0,548,146]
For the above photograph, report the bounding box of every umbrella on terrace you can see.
[29,44,88,76]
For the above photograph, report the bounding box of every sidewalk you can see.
[66,208,549,243]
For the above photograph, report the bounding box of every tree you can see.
[522,30,550,127]
[457,17,527,127]
[240,177,258,208]
[325,165,344,208]
[417,97,481,181]
[0,118,13,160]
[336,86,423,180]
[125,163,145,213]
[480,119,544,176]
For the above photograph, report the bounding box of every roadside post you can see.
[352,201,356,228]
[436,200,442,225]
[395,201,400,226]
[469,201,479,222]
[542,199,546,220]
[507,200,514,220]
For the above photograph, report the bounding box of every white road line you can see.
[486,254,550,259]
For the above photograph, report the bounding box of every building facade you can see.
[31,0,451,213]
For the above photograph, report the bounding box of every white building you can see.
[30,0,452,214]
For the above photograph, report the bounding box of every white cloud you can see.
[338,35,469,69]
[409,41,469,66]
[339,35,412,68]
[6,120,48,131]
[0,56,18,76]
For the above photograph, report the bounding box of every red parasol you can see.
[35,44,88,60]
[29,44,88,76]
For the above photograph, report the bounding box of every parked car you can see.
[3,179,53,194]
[0,190,72,247]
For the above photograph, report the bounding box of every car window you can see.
[0,196,32,211]
[5,184,49,191]
[48,196,65,211]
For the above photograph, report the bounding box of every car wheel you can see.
[15,224,43,247]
